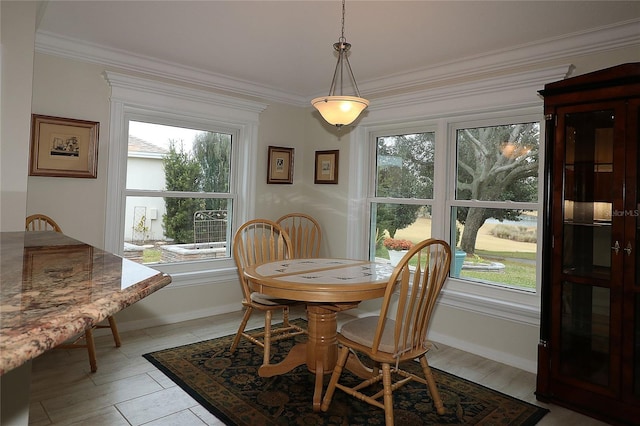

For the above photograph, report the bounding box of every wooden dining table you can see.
[243,257,396,411]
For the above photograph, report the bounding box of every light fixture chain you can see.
[340,0,346,42]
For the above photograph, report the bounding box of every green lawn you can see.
[378,246,536,290]
[474,249,536,261]
[466,250,536,289]
[460,257,536,289]
[143,248,162,263]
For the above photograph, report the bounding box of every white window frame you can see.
[444,112,544,298]
[104,71,267,287]
[366,123,439,259]
[347,65,569,326]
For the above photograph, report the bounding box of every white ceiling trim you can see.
[369,64,571,113]
[35,30,301,105]
[35,19,640,107]
[356,19,640,99]
[104,71,268,118]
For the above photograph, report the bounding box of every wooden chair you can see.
[321,239,451,425]
[276,213,322,258]
[25,214,62,232]
[25,214,122,373]
[230,219,306,365]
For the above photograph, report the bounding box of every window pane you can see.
[124,120,233,266]
[455,123,539,202]
[376,132,435,199]
[371,203,432,262]
[451,207,537,291]
[124,196,232,265]
[127,121,232,193]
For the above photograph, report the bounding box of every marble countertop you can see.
[0,231,172,375]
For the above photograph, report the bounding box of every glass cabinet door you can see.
[557,105,620,388]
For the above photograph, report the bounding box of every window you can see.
[450,121,540,291]
[124,120,234,265]
[104,72,266,283]
[368,129,435,262]
[349,66,567,324]
[361,114,542,317]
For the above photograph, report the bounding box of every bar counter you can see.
[0,231,172,375]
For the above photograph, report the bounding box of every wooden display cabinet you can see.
[537,63,640,425]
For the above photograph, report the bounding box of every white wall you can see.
[27,54,110,247]
[0,4,39,424]
[0,1,36,231]
[252,101,353,259]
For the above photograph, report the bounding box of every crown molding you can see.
[356,19,640,98]
[369,64,571,113]
[104,71,268,118]
[35,30,303,106]
[36,19,639,107]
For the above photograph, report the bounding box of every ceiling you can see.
[36,1,640,103]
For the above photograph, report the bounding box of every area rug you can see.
[143,320,548,425]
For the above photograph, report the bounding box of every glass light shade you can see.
[311,96,369,127]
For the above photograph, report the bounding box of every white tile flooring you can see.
[28,310,610,425]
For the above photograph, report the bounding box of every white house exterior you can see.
[125,136,167,242]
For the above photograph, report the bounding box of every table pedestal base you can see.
[258,304,350,411]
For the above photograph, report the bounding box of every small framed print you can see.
[267,146,294,184]
[29,114,100,178]
[314,150,339,184]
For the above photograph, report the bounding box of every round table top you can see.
[243,258,395,303]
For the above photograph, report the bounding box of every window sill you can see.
[438,286,540,326]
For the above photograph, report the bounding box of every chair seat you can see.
[340,316,396,353]
[250,292,303,307]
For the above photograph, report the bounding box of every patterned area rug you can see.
[143,320,548,425]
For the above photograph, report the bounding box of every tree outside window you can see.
[371,131,435,261]
[452,122,539,290]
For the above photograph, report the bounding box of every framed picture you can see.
[267,146,294,184]
[314,150,339,184]
[29,114,100,178]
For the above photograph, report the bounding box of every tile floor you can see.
[27,310,610,425]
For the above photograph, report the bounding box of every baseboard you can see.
[341,306,537,373]
[427,330,537,373]
[95,303,240,335]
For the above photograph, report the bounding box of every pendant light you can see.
[311,0,369,128]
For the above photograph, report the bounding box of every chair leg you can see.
[263,310,272,365]
[108,316,121,347]
[281,306,290,326]
[381,363,394,426]
[85,328,98,373]
[320,345,350,412]
[230,307,253,353]
[420,356,445,415]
